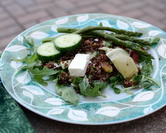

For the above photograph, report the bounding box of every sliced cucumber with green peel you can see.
[37,42,61,62]
[54,33,82,52]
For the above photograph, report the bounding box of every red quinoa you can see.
[86,54,112,82]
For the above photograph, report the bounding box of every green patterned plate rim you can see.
[1,13,166,125]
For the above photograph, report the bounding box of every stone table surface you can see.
[1,0,166,132]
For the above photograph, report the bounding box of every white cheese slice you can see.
[68,54,90,76]
[106,48,138,79]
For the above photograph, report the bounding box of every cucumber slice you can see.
[37,42,61,62]
[54,33,82,52]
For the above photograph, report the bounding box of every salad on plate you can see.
[18,24,160,105]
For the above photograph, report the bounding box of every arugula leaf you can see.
[122,55,160,91]
[54,79,79,105]
[14,51,56,86]
[122,75,159,91]
[72,77,83,85]
[138,76,159,89]
[13,37,58,86]
[72,77,83,90]
[12,51,37,64]
[79,76,90,96]
[113,87,121,94]
[56,86,79,105]
[79,77,107,97]
[139,55,153,77]
[24,36,35,46]
[26,54,38,64]
[91,81,107,97]
[127,55,155,89]
[29,67,59,85]
[109,74,124,94]
[99,22,103,26]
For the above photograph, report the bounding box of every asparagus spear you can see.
[57,27,159,47]
[57,26,143,37]
[82,33,153,48]
[88,31,154,59]
[113,34,152,47]
[57,27,77,33]
[57,27,153,58]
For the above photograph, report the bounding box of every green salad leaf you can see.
[56,86,79,105]
[122,55,160,91]
[72,77,83,85]
[54,79,79,105]
[109,74,124,94]
[17,25,161,105]
[29,67,59,85]
[79,77,107,97]
[139,56,153,77]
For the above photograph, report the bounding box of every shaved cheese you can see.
[106,48,138,79]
